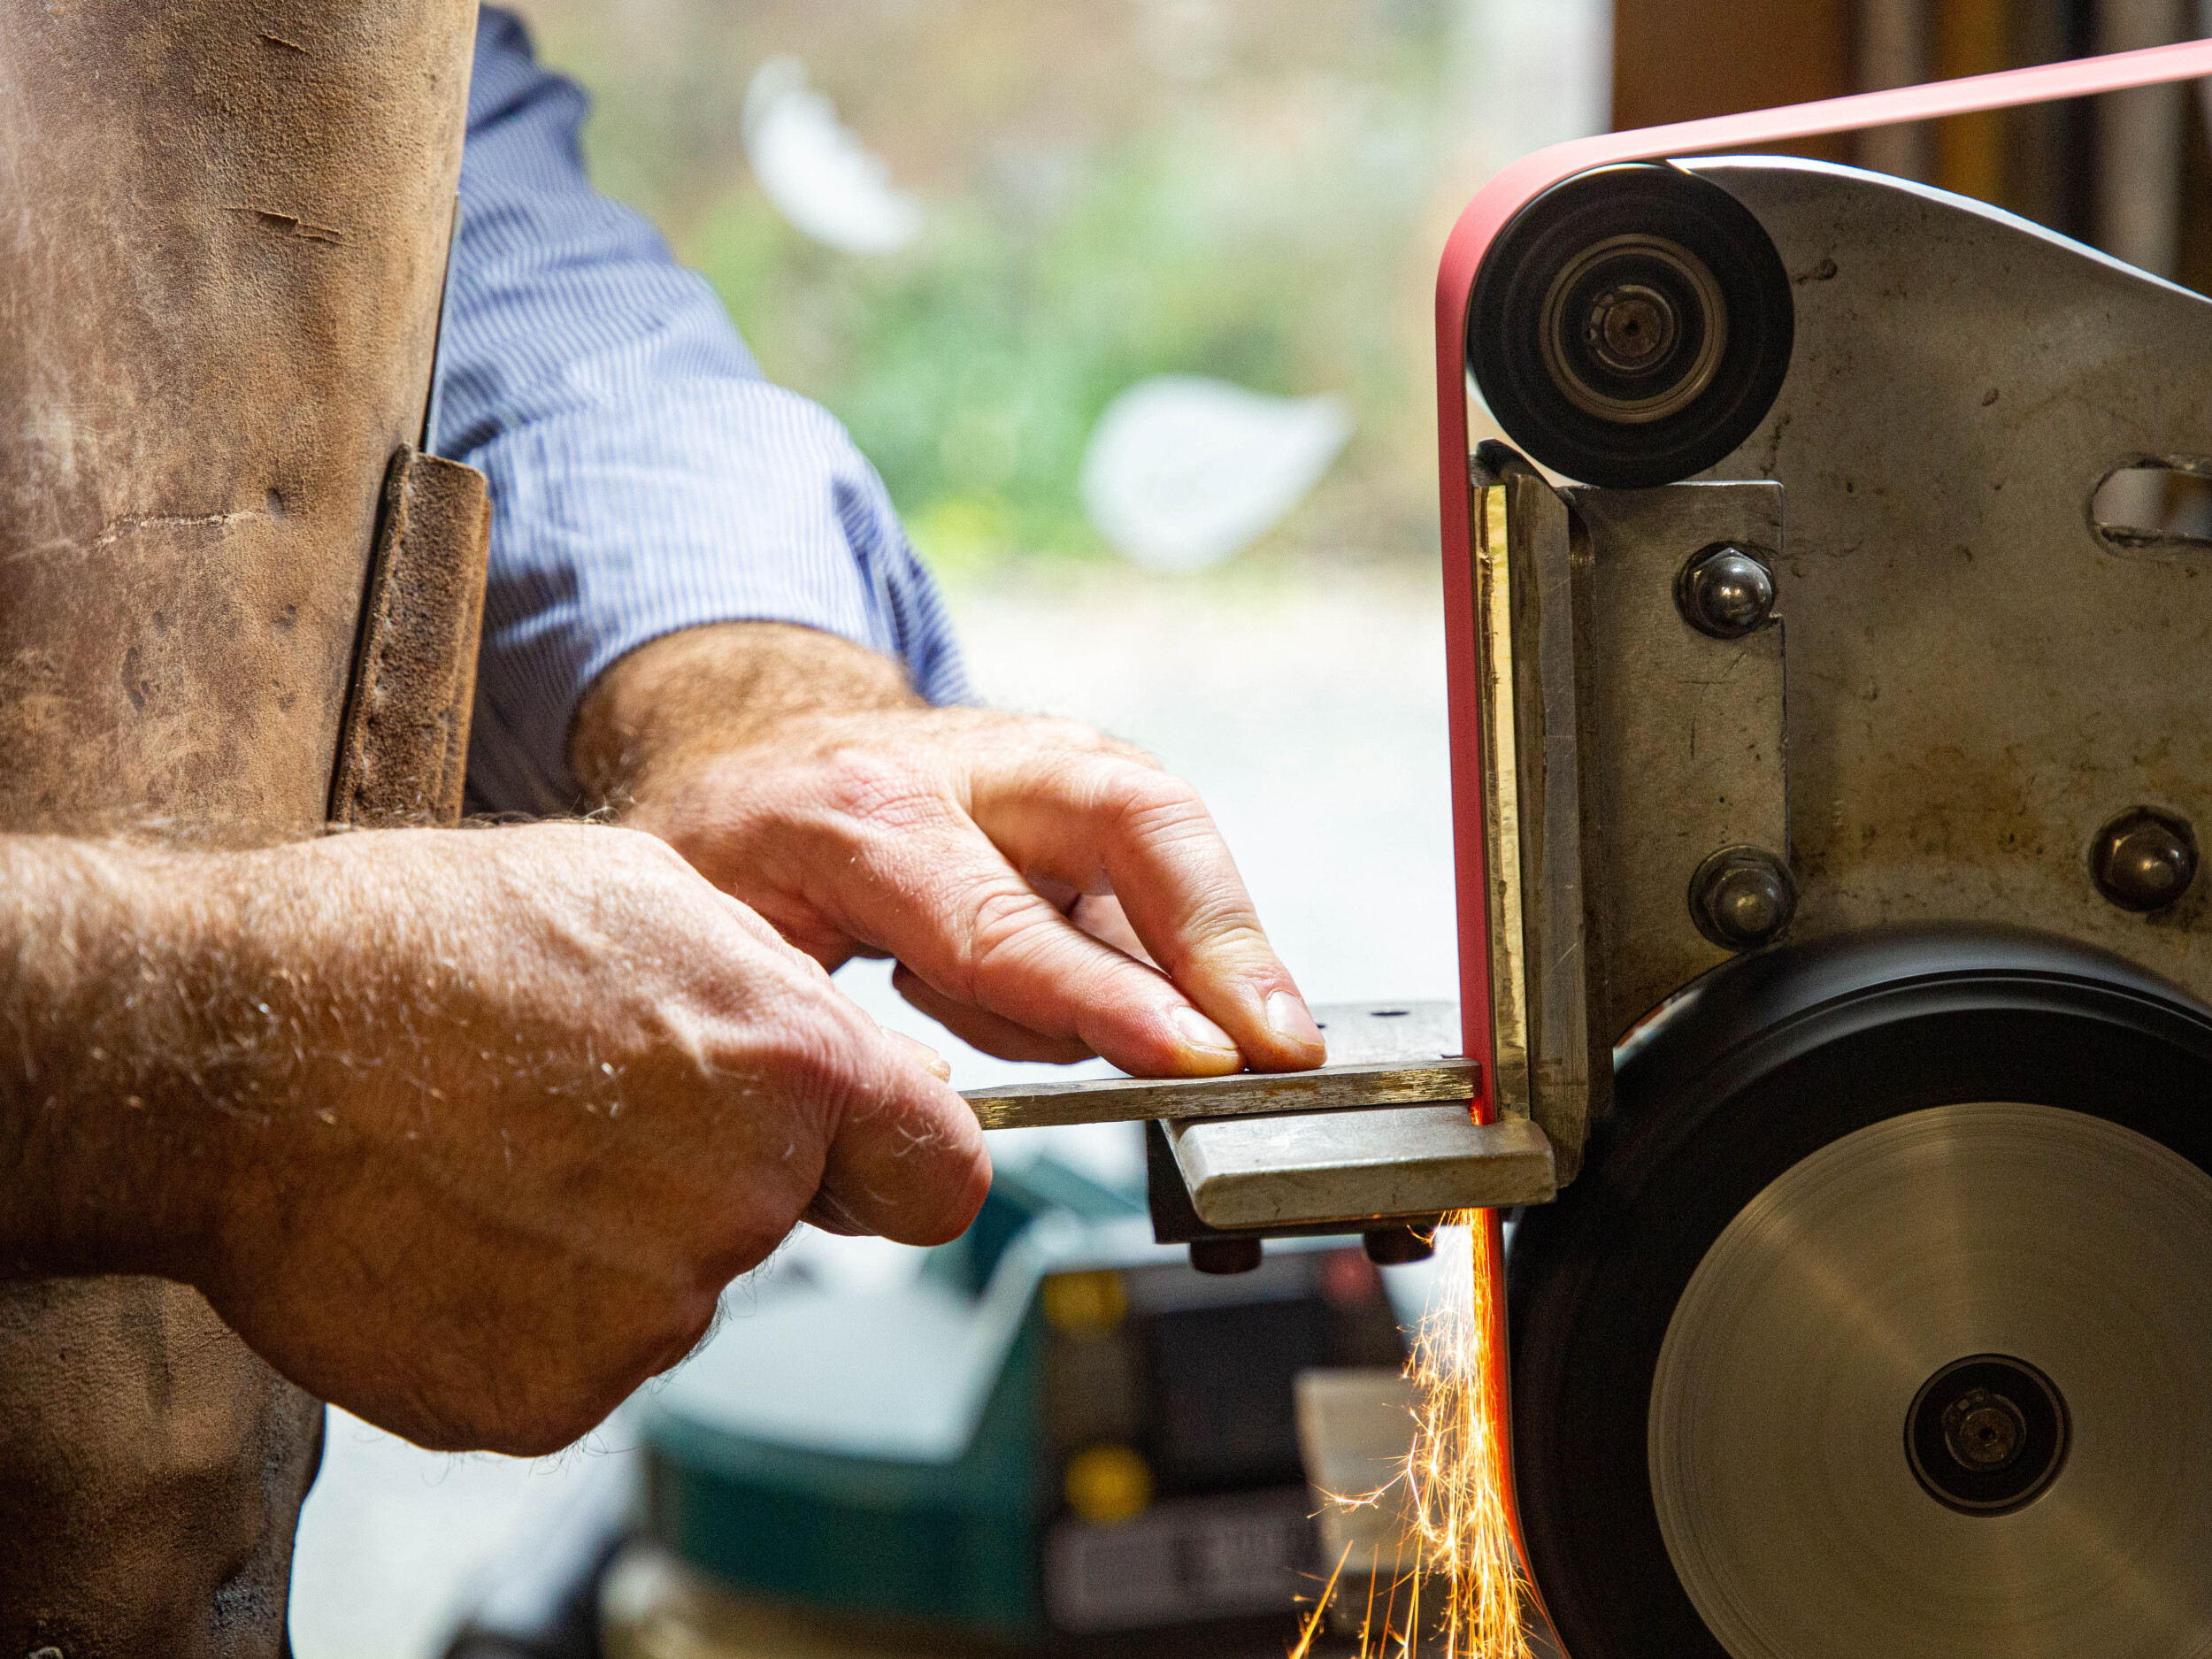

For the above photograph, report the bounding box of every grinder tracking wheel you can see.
[1467,164,1793,488]
[1506,927,2212,1659]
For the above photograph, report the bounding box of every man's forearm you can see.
[0,818,988,1454]
[572,621,921,806]
[0,836,241,1279]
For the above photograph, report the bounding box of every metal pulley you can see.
[1507,927,2212,1659]
[1467,163,1795,488]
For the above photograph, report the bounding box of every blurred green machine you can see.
[631,1154,1408,1646]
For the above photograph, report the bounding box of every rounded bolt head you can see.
[2092,807,2199,912]
[1586,283,1677,372]
[1677,543,1778,639]
[1363,1225,1436,1266]
[1942,1388,2026,1472]
[1188,1238,1263,1275]
[1689,844,1797,951]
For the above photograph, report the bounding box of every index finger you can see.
[969,749,1327,1072]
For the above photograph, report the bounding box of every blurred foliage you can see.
[505,0,1466,572]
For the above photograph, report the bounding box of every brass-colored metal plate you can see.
[963,1056,1478,1132]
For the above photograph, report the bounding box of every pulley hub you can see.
[1904,1353,2069,1514]
[1540,234,1726,425]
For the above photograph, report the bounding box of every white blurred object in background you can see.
[741,57,924,255]
[1079,375,1353,572]
[1446,0,1612,178]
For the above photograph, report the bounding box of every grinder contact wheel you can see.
[1469,164,1793,488]
[1508,926,2212,1659]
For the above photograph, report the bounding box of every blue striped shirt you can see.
[443,7,966,815]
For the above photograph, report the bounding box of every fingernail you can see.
[1170,1006,1240,1055]
[1266,990,1325,1049]
[881,1026,952,1081]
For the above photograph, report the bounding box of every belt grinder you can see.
[969,40,2212,1659]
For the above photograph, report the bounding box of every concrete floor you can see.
[288,557,1461,1657]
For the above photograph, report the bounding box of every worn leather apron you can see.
[0,3,489,1649]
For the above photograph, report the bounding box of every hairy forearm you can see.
[572,621,922,806]
[0,835,250,1278]
[0,832,435,1281]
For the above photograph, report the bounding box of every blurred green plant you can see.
[511,0,1455,574]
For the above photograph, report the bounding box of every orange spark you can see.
[1296,1211,1536,1658]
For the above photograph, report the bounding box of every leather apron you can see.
[0,3,488,1649]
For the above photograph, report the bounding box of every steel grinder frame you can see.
[1436,35,2212,1133]
[1438,36,2212,1657]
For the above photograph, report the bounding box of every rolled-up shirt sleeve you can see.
[440,6,966,816]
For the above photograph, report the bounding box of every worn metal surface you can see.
[1135,1002,1555,1235]
[1568,480,1790,1036]
[1681,157,2212,1001]
[1306,1000,1462,1064]
[1124,1009,1557,1239]
[1167,1110,1557,1231]
[1473,450,1608,1181]
[1470,473,1535,1122]
[963,1056,1478,1132]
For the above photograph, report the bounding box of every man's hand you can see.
[572,623,1328,1077]
[0,825,987,1455]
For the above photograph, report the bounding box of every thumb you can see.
[807,1026,990,1246]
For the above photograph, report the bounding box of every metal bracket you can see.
[1569,478,1790,1039]
[1469,449,1789,1182]
[1145,1002,1555,1242]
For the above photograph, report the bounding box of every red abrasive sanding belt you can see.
[1438,38,2212,1642]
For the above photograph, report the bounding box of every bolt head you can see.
[1690,844,1796,950]
[1942,1388,2026,1472]
[2091,807,2199,912]
[1586,282,1677,372]
[1678,543,1777,639]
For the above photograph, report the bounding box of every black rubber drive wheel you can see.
[1469,164,1792,488]
[1508,925,2212,1659]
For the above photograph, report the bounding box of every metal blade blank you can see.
[961,1056,1480,1132]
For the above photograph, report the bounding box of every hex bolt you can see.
[1677,542,1778,639]
[2091,807,2200,912]
[1188,1238,1263,1275]
[1689,844,1797,950]
[1363,1225,1436,1266]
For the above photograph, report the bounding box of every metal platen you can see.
[964,1003,1555,1271]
